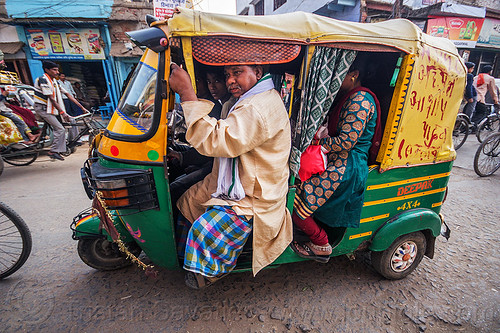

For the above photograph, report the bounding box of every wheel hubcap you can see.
[390,241,417,272]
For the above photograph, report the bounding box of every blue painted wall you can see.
[6,0,113,19]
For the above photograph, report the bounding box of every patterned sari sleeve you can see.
[319,91,375,154]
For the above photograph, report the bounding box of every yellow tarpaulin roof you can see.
[166,8,459,56]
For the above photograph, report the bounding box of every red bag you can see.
[298,145,327,182]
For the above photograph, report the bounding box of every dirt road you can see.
[0,140,498,332]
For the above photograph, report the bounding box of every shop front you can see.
[24,25,119,110]
[473,18,500,77]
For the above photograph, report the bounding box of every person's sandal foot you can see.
[290,241,331,263]
[185,271,229,290]
[48,152,65,161]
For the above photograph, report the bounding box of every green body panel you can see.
[368,208,441,251]
[85,157,451,270]
[272,161,452,263]
[97,158,180,270]
[75,213,135,243]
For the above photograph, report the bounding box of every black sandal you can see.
[184,271,229,290]
[289,241,331,264]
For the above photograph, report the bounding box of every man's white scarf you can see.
[45,74,65,115]
[212,73,274,201]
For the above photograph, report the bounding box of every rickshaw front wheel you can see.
[371,232,426,280]
[77,238,142,271]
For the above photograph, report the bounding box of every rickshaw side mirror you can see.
[146,14,159,27]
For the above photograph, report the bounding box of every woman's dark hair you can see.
[348,52,376,86]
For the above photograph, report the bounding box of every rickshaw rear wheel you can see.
[77,238,142,271]
[371,232,426,280]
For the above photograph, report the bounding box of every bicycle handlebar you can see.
[72,112,92,121]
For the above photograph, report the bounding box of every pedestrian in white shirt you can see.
[58,73,83,116]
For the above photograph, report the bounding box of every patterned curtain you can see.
[290,47,357,176]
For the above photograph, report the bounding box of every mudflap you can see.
[439,214,451,240]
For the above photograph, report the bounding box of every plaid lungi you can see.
[183,205,252,277]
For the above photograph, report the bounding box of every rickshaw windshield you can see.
[115,50,158,135]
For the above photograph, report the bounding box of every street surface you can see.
[0,139,498,332]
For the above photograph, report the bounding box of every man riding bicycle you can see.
[33,61,89,161]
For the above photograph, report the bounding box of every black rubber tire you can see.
[473,132,500,177]
[0,202,32,279]
[2,146,38,166]
[452,116,469,150]
[476,115,500,143]
[371,231,426,280]
[77,238,142,271]
[0,156,4,177]
[88,132,96,147]
[61,145,77,157]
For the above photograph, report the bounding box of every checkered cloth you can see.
[183,206,252,278]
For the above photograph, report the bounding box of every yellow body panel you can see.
[380,46,465,170]
[99,49,167,163]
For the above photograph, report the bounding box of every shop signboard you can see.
[25,28,105,60]
[153,0,189,19]
[426,16,485,48]
[477,18,500,49]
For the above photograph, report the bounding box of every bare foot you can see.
[27,132,41,143]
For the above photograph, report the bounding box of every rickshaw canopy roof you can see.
[166,8,458,56]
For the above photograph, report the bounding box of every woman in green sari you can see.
[291,55,381,263]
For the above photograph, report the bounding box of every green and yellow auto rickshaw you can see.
[72,8,463,281]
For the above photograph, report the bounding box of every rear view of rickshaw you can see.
[72,9,462,282]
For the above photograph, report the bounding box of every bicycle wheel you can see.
[473,133,500,177]
[61,145,77,157]
[476,115,500,143]
[0,202,32,279]
[452,116,469,150]
[2,146,39,166]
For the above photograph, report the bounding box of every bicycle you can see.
[476,104,500,143]
[65,110,106,152]
[0,140,41,167]
[0,202,32,279]
[452,113,470,150]
[1,110,106,165]
[473,132,500,177]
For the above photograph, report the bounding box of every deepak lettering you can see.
[397,179,434,196]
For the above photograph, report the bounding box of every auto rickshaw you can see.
[71,8,463,281]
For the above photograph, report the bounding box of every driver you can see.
[169,63,292,289]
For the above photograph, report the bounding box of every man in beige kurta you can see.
[170,63,292,278]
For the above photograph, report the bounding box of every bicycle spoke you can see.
[453,117,469,150]
[474,133,500,176]
[0,204,32,278]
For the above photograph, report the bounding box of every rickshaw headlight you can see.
[88,163,159,212]
[95,179,130,208]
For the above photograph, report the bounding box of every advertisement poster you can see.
[426,16,485,48]
[153,0,187,20]
[26,28,105,60]
[477,18,500,48]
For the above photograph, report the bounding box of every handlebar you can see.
[72,112,92,121]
